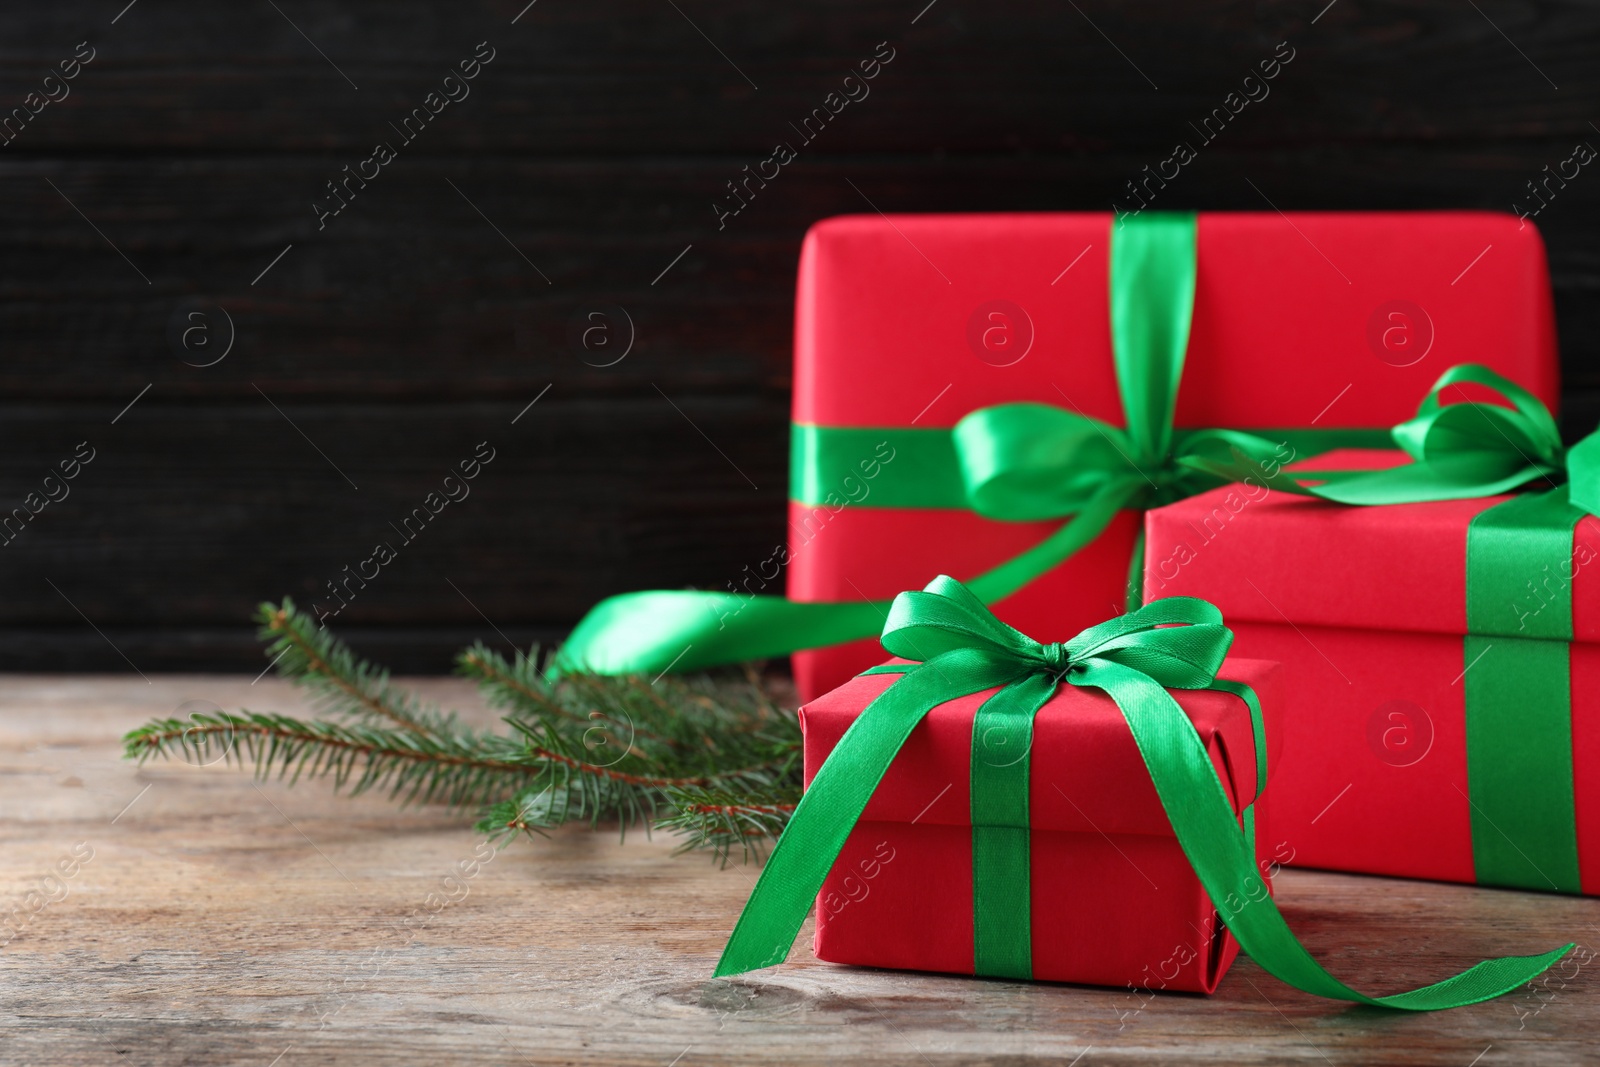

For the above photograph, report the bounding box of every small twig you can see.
[140,720,783,793]
[524,745,712,787]
[684,801,797,816]
[137,722,529,774]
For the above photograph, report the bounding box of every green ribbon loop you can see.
[1185,360,1593,893]
[952,403,1132,521]
[714,576,1572,1009]
[1186,362,1571,505]
[555,212,1365,680]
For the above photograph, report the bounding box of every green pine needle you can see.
[124,711,533,809]
[658,786,800,865]
[257,599,456,738]
[124,600,803,861]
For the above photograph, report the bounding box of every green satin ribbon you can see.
[1183,363,1575,505]
[1196,363,1595,893]
[556,212,1376,679]
[714,575,1571,1008]
[788,424,1392,511]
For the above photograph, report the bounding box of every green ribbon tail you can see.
[552,588,888,677]
[1081,659,1574,1009]
[714,650,1027,976]
[715,577,1569,1007]
[552,482,1135,677]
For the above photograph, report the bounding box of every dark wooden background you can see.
[3,0,1598,672]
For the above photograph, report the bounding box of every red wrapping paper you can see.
[1142,450,1600,893]
[800,658,1283,991]
[788,212,1559,700]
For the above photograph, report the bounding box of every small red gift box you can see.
[1143,450,1600,895]
[799,658,1283,991]
[788,212,1558,701]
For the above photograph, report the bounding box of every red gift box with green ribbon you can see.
[796,644,1282,991]
[555,211,1557,709]
[1144,367,1600,895]
[714,577,1572,1009]
[782,211,1557,699]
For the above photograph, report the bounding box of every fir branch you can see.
[459,642,684,752]
[125,712,534,809]
[258,599,454,738]
[121,605,808,861]
[509,725,718,788]
[476,670,803,850]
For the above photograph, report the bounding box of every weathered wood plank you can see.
[0,397,788,633]
[3,676,1598,1065]
[2,0,1598,669]
[0,625,563,673]
[2,153,1598,401]
[0,1,1596,153]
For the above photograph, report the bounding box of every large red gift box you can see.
[788,212,1558,701]
[800,657,1283,991]
[1143,450,1600,895]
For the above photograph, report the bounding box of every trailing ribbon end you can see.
[712,946,771,979]
[712,575,1574,1010]
[548,589,721,678]
[550,588,892,681]
[1368,943,1577,1012]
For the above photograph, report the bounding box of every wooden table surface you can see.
[4,675,1599,1066]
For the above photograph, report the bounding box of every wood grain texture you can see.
[2,1,1598,153]
[3,0,1600,667]
[2,154,1598,399]
[0,397,788,622]
[3,675,1600,1065]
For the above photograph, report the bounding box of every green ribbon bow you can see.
[1188,362,1576,505]
[715,575,1571,1009]
[555,213,1383,680]
[1196,362,1596,893]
